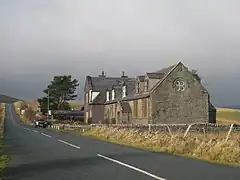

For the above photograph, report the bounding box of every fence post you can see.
[225,124,234,143]
[183,124,192,138]
[202,127,206,137]
[167,125,173,137]
[148,124,151,133]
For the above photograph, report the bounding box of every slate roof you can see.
[121,92,150,101]
[193,73,201,82]
[137,75,145,82]
[88,77,125,91]
[146,72,165,79]
[88,62,205,104]
[91,89,106,104]
[92,64,177,104]
[87,76,136,104]
[105,78,136,104]
[154,65,175,74]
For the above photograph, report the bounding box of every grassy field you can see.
[216,108,240,125]
[0,104,8,173]
[0,94,20,103]
[68,100,83,110]
[79,127,240,166]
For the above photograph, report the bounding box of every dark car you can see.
[33,118,50,128]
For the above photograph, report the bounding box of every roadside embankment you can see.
[49,123,240,166]
[81,126,240,166]
[0,104,8,174]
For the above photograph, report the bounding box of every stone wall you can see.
[90,123,240,133]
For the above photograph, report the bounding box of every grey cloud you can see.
[0,0,240,106]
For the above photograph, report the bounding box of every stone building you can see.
[84,62,216,124]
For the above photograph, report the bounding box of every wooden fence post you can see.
[148,124,151,133]
[183,124,192,138]
[202,128,206,138]
[225,124,234,143]
[167,125,173,137]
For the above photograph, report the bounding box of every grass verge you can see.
[67,127,240,166]
[0,104,8,174]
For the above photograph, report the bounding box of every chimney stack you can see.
[121,71,128,78]
[99,70,106,77]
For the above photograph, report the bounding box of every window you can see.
[112,89,115,100]
[106,91,110,101]
[122,85,126,97]
[144,80,148,91]
[136,82,140,93]
[89,90,92,102]
[174,79,186,92]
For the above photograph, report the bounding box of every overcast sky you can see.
[0,0,240,106]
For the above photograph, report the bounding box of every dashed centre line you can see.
[58,140,81,149]
[32,130,39,133]
[10,110,166,180]
[41,132,52,138]
[97,154,166,180]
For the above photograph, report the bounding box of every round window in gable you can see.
[173,79,186,92]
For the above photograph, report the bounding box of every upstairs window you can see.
[136,82,140,94]
[111,89,115,100]
[89,90,92,102]
[144,80,149,92]
[106,91,110,101]
[122,85,126,97]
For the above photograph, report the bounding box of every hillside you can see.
[0,94,20,103]
[220,105,240,109]
[216,108,240,125]
[68,100,84,110]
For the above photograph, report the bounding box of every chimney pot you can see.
[99,71,106,77]
[121,71,128,78]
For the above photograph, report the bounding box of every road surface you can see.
[3,104,240,180]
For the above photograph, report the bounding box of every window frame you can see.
[106,91,110,101]
[122,85,126,97]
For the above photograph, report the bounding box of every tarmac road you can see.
[3,104,240,180]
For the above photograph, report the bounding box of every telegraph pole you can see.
[47,90,50,120]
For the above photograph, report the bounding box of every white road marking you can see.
[97,154,166,180]
[32,130,39,133]
[58,140,81,149]
[41,133,52,138]
[23,127,30,131]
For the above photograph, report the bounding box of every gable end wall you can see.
[151,63,209,124]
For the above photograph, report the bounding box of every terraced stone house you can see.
[84,62,216,124]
